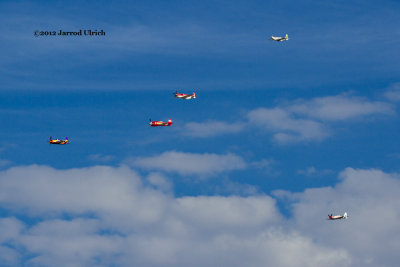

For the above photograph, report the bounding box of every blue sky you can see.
[1,0,400,266]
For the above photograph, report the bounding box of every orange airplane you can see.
[49,136,69,145]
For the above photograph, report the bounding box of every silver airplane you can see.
[270,34,289,42]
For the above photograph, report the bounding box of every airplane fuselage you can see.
[270,34,289,42]
[49,139,69,145]
[174,92,196,99]
[328,216,345,220]
[150,120,172,127]
[328,212,347,220]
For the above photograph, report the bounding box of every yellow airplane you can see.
[49,136,69,145]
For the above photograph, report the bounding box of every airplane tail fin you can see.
[193,92,196,98]
[65,137,68,140]
[168,119,172,125]
[344,212,348,219]
[285,34,289,40]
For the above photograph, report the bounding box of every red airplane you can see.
[174,91,196,99]
[149,119,173,127]
[328,212,348,220]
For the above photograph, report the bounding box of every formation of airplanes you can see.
[48,34,351,222]
[148,91,195,127]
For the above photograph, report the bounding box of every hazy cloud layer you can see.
[87,154,115,163]
[131,151,247,175]
[384,82,400,102]
[183,121,245,138]
[289,94,393,121]
[297,166,334,177]
[248,94,393,143]
[186,93,394,144]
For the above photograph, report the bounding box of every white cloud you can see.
[247,107,329,143]
[0,165,168,229]
[22,218,123,267]
[0,246,19,266]
[245,93,394,143]
[0,164,353,266]
[276,167,400,266]
[131,151,247,176]
[146,172,173,192]
[289,94,393,121]
[0,165,400,266]
[183,121,245,138]
[183,93,394,143]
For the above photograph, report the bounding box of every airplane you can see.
[49,136,69,145]
[174,91,196,99]
[270,34,289,42]
[149,119,173,127]
[328,212,348,220]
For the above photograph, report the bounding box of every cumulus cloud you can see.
[247,107,329,143]
[0,165,399,266]
[247,93,394,143]
[146,172,173,192]
[275,167,400,267]
[0,165,353,267]
[130,151,247,176]
[183,121,245,138]
[184,93,393,144]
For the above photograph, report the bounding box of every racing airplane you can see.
[149,119,173,127]
[328,212,348,220]
[49,136,69,145]
[174,91,196,99]
[270,34,289,42]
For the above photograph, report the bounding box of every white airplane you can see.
[328,212,348,220]
[270,34,289,42]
